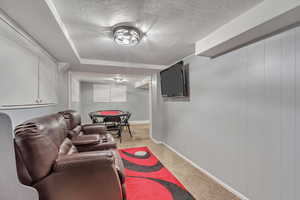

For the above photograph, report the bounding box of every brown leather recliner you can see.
[14,113,126,200]
[58,110,118,151]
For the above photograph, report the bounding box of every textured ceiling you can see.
[51,0,262,66]
[70,63,158,75]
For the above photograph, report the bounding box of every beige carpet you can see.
[118,124,240,200]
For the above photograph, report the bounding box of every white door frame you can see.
[149,75,153,139]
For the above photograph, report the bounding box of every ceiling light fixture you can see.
[113,77,126,83]
[113,26,141,46]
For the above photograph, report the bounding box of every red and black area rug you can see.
[119,146,195,200]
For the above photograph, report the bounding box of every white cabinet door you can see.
[38,56,58,104]
[0,20,39,107]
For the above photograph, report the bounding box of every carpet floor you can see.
[120,146,195,200]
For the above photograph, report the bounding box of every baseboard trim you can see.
[129,120,150,125]
[149,135,163,144]
[152,139,249,200]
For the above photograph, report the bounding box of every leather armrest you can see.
[53,151,114,172]
[72,135,100,146]
[82,124,107,135]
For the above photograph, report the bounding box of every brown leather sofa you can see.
[58,110,118,151]
[14,113,126,200]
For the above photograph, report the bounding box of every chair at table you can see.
[121,112,133,137]
[89,112,102,123]
[103,116,123,142]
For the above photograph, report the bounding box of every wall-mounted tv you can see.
[160,61,189,97]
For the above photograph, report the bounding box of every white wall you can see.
[80,82,149,123]
[154,26,300,200]
[0,113,38,200]
[150,73,166,142]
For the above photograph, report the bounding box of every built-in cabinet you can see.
[0,16,58,109]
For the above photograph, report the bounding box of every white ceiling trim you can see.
[135,77,150,89]
[44,0,166,70]
[80,58,166,70]
[166,53,196,69]
[58,62,70,72]
[195,0,300,57]
[44,0,81,62]
[71,71,149,85]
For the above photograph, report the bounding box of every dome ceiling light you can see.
[112,76,127,83]
[113,26,141,46]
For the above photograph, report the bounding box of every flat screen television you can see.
[160,61,189,97]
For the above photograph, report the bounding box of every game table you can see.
[90,110,128,121]
[89,110,132,142]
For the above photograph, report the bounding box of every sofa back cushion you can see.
[59,110,81,130]
[14,114,68,185]
[59,110,83,138]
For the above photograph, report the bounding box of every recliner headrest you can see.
[58,110,81,130]
[14,113,68,185]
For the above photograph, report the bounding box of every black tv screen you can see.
[160,61,188,97]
